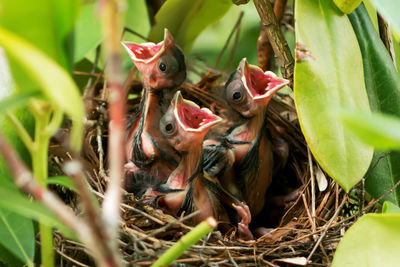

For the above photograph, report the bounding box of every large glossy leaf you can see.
[349,4,400,206]
[294,0,373,192]
[0,209,34,265]
[0,0,79,70]
[148,0,232,51]
[332,213,400,266]
[370,0,400,33]
[0,27,84,150]
[382,201,400,213]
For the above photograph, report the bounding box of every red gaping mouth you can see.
[173,91,221,132]
[121,28,173,63]
[124,43,163,61]
[240,59,289,100]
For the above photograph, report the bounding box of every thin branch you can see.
[99,0,127,265]
[253,0,294,85]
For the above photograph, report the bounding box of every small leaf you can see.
[0,91,40,115]
[294,0,373,192]
[339,111,400,150]
[332,213,400,266]
[349,4,400,206]
[0,209,34,265]
[148,0,232,51]
[382,201,400,213]
[333,0,362,14]
[370,0,400,33]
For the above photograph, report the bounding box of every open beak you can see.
[121,28,174,64]
[173,91,222,134]
[239,58,289,104]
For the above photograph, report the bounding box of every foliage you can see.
[349,3,400,206]
[294,0,373,192]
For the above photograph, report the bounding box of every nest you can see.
[47,60,365,267]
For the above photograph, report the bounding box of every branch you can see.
[257,0,287,71]
[254,0,294,85]
[99,0,126,264]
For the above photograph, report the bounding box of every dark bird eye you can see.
[165,123,173,132]
[160,115,177,137]
[233,91,242,101]
[158,55,179,77]
[159,62,167,72]
[225,79,246,105]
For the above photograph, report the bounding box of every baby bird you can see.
[204,58,289,218]
[122,29,186,190]
[155,91,253,239]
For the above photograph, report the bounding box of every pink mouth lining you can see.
[125,43,163,60]
[177,102,219,130]
[246,68,287,98]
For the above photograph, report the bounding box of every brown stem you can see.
[257,0,287,71]
[378,13,397,69]
[254,0,294,85]
[99,0,126,265]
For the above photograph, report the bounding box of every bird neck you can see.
[230,108,266,143]
[166,143,203,190]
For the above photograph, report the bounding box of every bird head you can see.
[121,29,186,89]
[224,58,289,117]
[160,91,222,152]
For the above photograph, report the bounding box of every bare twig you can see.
[307,196,347,261]
[254,0,294,85]
[257,0,287,71]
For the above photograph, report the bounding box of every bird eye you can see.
[226,80,246,104]
[160,117,177,137]
[157,55,179,77]
[159,62,167,72]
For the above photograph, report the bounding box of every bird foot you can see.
[232,202,253,240]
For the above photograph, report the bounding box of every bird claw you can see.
[232,202,253,240]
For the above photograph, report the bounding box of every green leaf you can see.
[362,0,379,31]
[333,0,362,14]
[148,0,232,51]
[0,0,79,70]
[332,213,400,266]
[382,201,400,213]
[47,176,77,192]
[0,91,40,115]
[0,185,74,238]
[393,32,400,74]
[370,0,400,33]
[339,111,400,150]
[294,0,373,192]
[74,2,102,63]
[0,27,84,151]
[349,4,400,206]
[0,209,34,265]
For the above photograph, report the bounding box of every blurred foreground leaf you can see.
[294,0,373,192]
[332,213,400,266]
[370,0,400,33]
[0,27,84,151]
[339,111,400,150]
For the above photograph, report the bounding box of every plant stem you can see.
[32,109,54,267]
[151,217,217,267]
